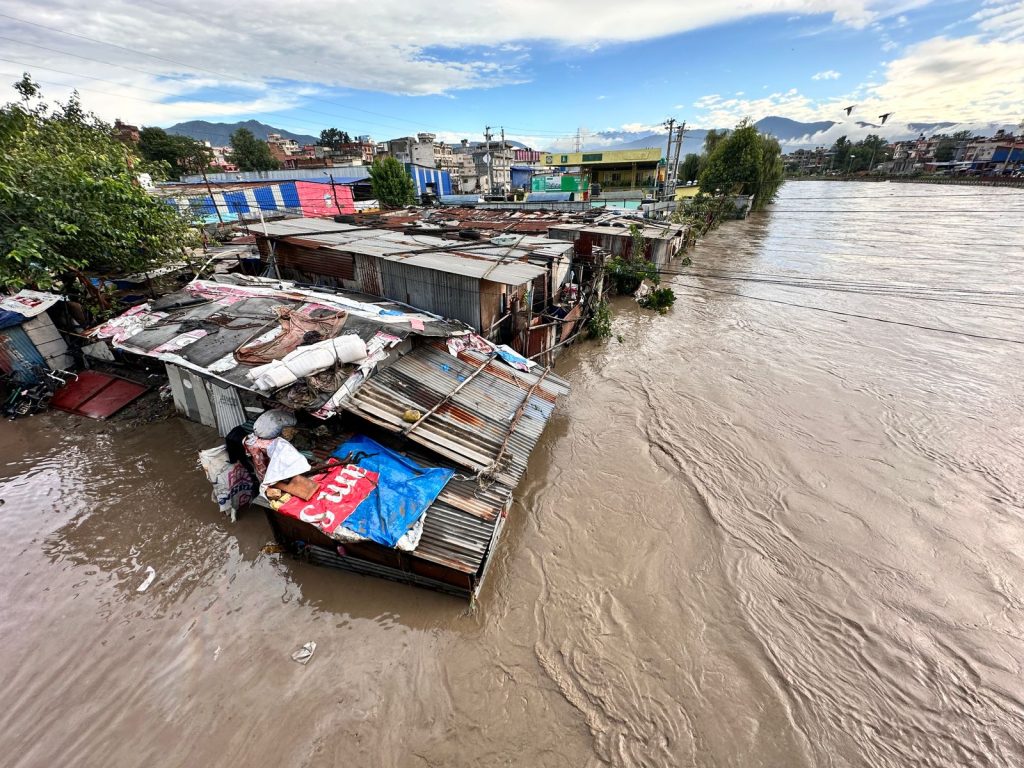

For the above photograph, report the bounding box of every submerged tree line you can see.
[588,119,785,339]
[678,118,785,212]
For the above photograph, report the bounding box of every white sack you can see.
[260,437,311,495]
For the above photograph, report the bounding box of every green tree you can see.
[228,127,280,171]
[934,137,956,163]
[698,119,783,210]
[0,74,197,290]
[318,127,352,149]
[680,153,702,182]
[139,126,213,179]
[703,128,728,155]
[369,156,416,207]
[831,135,852,170]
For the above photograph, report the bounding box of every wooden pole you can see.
[401,353,496,436]
[483,366,551,480]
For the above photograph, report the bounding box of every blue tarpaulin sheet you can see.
[331,434,453,547]
[0,310,26,330]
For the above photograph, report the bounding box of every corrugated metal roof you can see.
[342,342,570,488]
[259,220,550,285]
[414,474,512,574]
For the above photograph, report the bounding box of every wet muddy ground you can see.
[1,181,1022,767]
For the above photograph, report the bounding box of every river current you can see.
[1,180,1022,767]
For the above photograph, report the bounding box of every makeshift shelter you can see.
[0,291,73,382]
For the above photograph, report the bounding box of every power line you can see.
[659,274,1024,310]
[2,70,345,137]
[778,191,1024,200]
[661,268,1024,295]
[669,283,1024,345]
[766,207,1024,213]
[736,232,1015,248]
[0,11,492,138]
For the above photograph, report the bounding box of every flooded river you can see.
[2,181,1023,767]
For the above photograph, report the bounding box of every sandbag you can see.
[253,408,297,439]
[283,345,336,379]
[260,437,311,496]
[332,334,368,364]
[252,361,298,392]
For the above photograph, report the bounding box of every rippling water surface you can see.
[1,181,1023,767]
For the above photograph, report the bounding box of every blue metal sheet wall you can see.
[405,165,452,196]
[188,195,216,216]
[222,191,249,215]
[253,186,278,212]
[280,182,301,209]
[0,325,46,382]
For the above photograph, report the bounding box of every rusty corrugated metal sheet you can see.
[342,342,569,488]
[354,254,382,296]
[273,242,355,282]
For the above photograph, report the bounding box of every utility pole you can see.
[500,126,506,195]
[662,118,676,200]
[672,121,685,191]
[200,166,224,225]
[484,125,493,194]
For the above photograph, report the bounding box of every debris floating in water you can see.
[291,641,316,665]
[136,566,156,593]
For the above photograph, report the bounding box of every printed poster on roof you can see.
[0,290,62,318]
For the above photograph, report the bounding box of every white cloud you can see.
[693,30,1024,127]
[2,0,1013,136]
[970,0,1024,42]
[693,88,826,126]
[618,122,667,134]
[0,0,931,119]
[812,69,842,80]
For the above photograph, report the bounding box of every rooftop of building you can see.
[257,218,570,284]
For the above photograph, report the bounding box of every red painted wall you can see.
[295,180,355,217]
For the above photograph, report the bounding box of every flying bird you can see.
[843,105,856,116]
[879,112,894,125]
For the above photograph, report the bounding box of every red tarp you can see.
[50,370,148,419]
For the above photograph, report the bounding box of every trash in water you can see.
[136,566,156,592]
[291,641,316,665]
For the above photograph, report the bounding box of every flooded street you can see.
[2,180,1023,767]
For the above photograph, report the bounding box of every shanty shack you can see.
[90,274,568,599]
[252,219,575,340]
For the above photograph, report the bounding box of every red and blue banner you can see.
[279,434,453,548]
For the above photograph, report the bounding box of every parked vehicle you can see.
[2,366,77,419]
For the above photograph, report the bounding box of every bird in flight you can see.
[879,112,894,125]
[843,105,856,116]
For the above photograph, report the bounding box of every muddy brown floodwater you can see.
[2,181,1024,767]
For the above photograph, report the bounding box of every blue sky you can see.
[0,0,1021,149]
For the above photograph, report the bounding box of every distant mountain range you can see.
[166,119,318,146]
[576,116,1018,155]
[166,116,1017,157]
